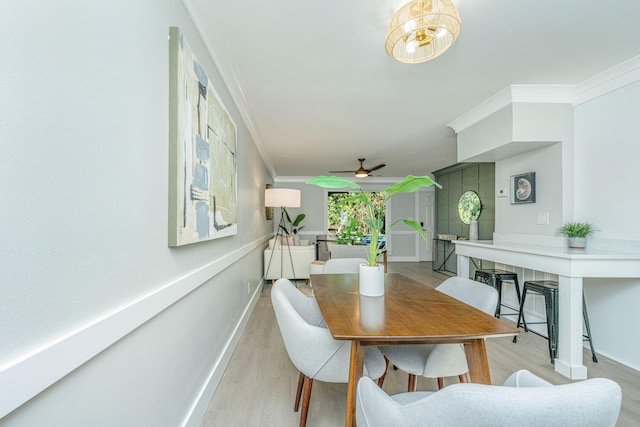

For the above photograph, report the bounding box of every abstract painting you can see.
[168,27,238,246]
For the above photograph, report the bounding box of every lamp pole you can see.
[263,188,301,291]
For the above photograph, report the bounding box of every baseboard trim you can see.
[181,279,263,427]
[0,234,271,419]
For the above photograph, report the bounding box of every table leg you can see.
[555,276,587,379]
[345,341,364,427]
[463,339,491,384]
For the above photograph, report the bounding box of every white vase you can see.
[359,263,385,296]
[469,218,479,240]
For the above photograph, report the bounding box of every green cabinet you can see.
[432,162,495,275]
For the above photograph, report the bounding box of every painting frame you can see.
[168,27,238,247]
[511,172,536,204]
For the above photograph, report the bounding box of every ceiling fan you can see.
[330,158,386,178]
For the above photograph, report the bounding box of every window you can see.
[327,191,386,244]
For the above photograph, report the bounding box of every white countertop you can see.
[452,239,640,260]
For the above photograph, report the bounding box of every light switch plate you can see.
[497,187,507,198]
[536,212,549,225]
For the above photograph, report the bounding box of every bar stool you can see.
[517,280,598,365]
[473,269,522,318]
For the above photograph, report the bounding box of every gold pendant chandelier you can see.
[385,0,461,64]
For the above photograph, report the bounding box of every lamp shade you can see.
[386,0,461,64]
[265,188,301,208]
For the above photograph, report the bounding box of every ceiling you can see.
[184,0,640,179]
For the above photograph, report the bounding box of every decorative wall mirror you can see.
[457,191,481,225]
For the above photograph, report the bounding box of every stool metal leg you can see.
[546,290,559,365]
[582,293,598,363]
[517,287,528,331]
[513,283,528,344]
[493,277,502,318]
[513,277,522,309]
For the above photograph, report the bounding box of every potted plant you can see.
[280,208,305,245]
[556,221,598,249]
[307,175,441,296]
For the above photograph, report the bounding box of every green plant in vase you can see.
[556,221,598,249]
[307,175,442,267]
[557,222,597,237]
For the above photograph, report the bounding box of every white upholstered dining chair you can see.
[271,278,387,427]
[382,276,499,391]
[356,369,622,427]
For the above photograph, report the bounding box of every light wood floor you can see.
[201,262,640,426]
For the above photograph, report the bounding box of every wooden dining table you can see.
[311,272,520,427]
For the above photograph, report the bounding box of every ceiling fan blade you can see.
[329,170,356,173]
[367,163,386,172]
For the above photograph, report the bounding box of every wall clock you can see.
[511,172,536,204]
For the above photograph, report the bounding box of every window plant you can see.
[336,217,363,245]
[307,175,441,267]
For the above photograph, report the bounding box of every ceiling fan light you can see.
[385,0,461,64]
[355,171,369,178]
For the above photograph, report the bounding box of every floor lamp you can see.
[264,188,301,290]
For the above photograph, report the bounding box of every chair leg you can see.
[299,376,313,427]
[294,372,305,411]
[458,373,469,383]
[437,377,445,390]
[408,374,417,392]
[378,357,390,387]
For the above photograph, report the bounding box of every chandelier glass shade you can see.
[385,0,461,64]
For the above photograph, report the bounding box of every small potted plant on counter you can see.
[557,221,598,249]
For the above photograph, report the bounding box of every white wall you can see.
[459,82,640,370]
[465,103,573,236]
[574,81,640,369]
[574,81,640,240]
[0,1,272,425]
[495,143,564,235]
[456,105,513,161]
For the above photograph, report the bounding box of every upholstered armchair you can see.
[263,238,315,282]
[356,369,622,427]
[382,276,499,391]
[271,279,387,427]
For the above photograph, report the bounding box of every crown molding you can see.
[181,0,277,180]
[572,54,640,106]
[447,87,513,134]
[448,55,640,134]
